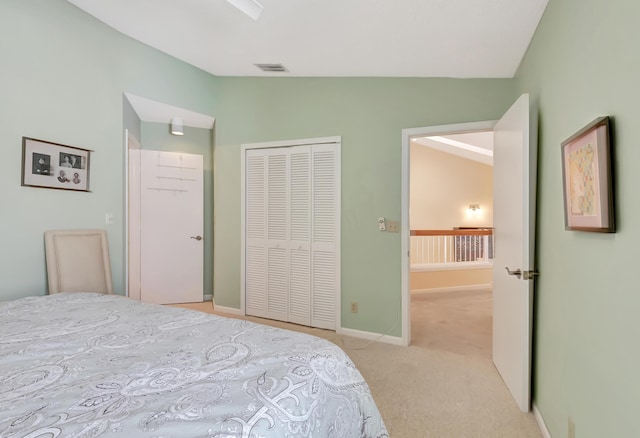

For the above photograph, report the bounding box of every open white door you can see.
[492,94,537,412]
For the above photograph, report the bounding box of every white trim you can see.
[400,131,411,347]
[213,304,244,316]
[411,261,492,272]
[333,143,342,331]
[124,129,129,298]
[242,136,341,150]
[338,327,404,346]
[125,132,142,301]
[411,284,493,294]
[401,121,496,347]
[127,146,142,301]
[240,146,246,316]
[533,403,552,438]
[204,294,213,301]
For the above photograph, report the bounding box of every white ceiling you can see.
[413,132,494,166]
[67,0,548,78]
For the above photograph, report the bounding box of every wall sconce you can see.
[468,204,481,213]
[170,117,184,136]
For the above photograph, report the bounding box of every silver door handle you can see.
[505,267,539,280]
[190,235,202,241]
[505,267,522,279]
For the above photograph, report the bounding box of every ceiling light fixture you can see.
[226,0,264,21]
[170,117,184,136]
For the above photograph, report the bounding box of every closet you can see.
[243,138,340,330]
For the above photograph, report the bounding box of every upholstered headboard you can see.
[44,229,113,294]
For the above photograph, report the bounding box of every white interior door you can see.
[492,94,537,412]
[245,150,268,318]
[243,138,340,330]
[246,146,313,325]
[288,146,312,326]
[310,144,339,330]
[140,150,204,304]
[266,150,289,322]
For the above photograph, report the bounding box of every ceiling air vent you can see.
[255,63,288,73]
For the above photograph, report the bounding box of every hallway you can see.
[411,289,492,359]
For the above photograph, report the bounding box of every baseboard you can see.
[210,304,403,346]
[338,327,404,346]
[204,294,212,302]
[533,403,552,438]
[411,283,493,294]
[212,303,244,316]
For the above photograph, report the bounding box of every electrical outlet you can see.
[350,302,358,313]
[568,417,575,438]
[387,221,399,233]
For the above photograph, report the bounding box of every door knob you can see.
[190,235,202,241]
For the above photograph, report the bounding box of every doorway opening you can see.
[400,120,496,348]
[123,93,215,304]
[402,95,536,412]
[408,130,495,359]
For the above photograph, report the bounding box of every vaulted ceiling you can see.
[67,0,549,78]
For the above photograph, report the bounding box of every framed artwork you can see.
[21,137,91,192]
[561,116,614,232]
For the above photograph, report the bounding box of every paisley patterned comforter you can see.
[0,293,387,437]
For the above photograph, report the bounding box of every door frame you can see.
[125,130,142,300]
[400,121,496,347]
[122,93,215,302]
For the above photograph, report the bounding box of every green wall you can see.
[2,1,516,355]
[123,97,141,143]
[211,77,516,334]
[4,0,638,434]
[0,0,518,335]
[0,0,218,300]
[140,123,214,298]
[516,0,640,436]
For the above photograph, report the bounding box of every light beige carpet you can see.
[171,293,541,438]
[411,289,493,359]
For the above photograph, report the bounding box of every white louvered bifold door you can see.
[245,150,267,318]
[244,141,339,330]
[311,144,339,330]
[266,150,289,321]
[288,146,311,326]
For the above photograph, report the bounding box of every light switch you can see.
[105,213,114,225]
[378,217,386,231]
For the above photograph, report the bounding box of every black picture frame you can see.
[21,137,91,192]
[561,116,614,232]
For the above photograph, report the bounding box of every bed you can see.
[0,293,387,437]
